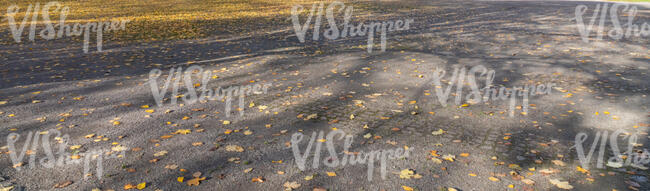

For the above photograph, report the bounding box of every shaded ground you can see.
[0,0,649,190]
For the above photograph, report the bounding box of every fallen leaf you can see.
[111,145,128,152]
[252,177,265,183]
[549,179,574,190]
[539,168,557,174]
[136,182,146,190]
[522,179,535,185]
[54,180,73,188]
[399,169,415,179]
[173,129,191,134]
[124,184,136,190]
[225,145,244,152]
[432,129,445,135]
[442,154,455,162]
[552,160,566,166]
[283,181,300,189]
[165,164,178,169]
[576,166,589,174]
[186,177,206,186]
[305,113,318,120]
[153,150,168,157]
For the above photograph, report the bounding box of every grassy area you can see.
[0,0,323,42]
[608,0,650,2]
[1,0,416,44]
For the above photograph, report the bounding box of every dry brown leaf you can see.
[552,160,566,167]
[186,177,206,186]
[283,181,301,189]
[54,180,73,188]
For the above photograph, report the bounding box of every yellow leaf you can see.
[223,120,231,125]
[111,145,128,152]
[432,129,445,135]
[576,166,589,174]
[153,150,168,157]
[326,172,337,176]
[140,105,149,108]
[145,109,154,113]
[399,169,415,179]
[488,177,500,182]
[136,182,146,190]
[177,177,184,182]
[174,129,191,134]
[442,154,455,162]
[402,186,414,191]
[124,184,136,190]
[468,173,477,177]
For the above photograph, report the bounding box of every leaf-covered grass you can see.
[0,0,408,43]
[609,0,650,2]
